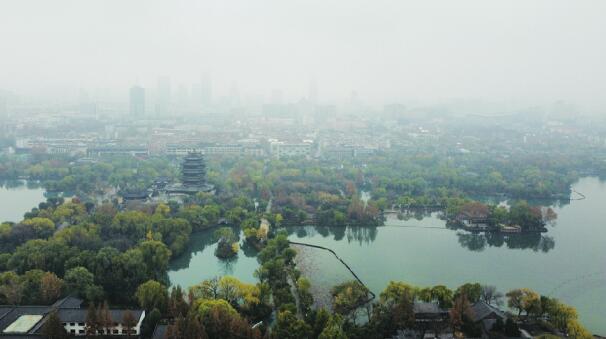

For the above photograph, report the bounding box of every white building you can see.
[269,140,313,159]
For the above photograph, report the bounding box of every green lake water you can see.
[0,181,46,223]
[170,176,606,333]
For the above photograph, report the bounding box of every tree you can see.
[21,217,55,238]
[40,272,64,304]
[136,280,168,312]
[0,271,24,305]
[85,303,99,336]
[312,309,331,339]
[419,285,454,309]
[274,310,312,339]
[214,228,238,259]
[509,201,544,230]
[506,288,540,316]
[455,283,482,303]
[98,301,113,335]
[195,299,238,319]
[122,310,137,338]
[195,299,258,339]
[274,213,283,227]
[184,313,207,339]
[154,203,171,217]
[64,266,95,299]
[481,285,503,306]
[318,314,347,339]
[449,294,471,331]
[41,311,68,339]
[567,319,592,339]
[138,240,172,279]
[548,301,578,332]
[331,280,370,322]
[379,281,417,305]
[168,286,190,318]
[20,270,45,304]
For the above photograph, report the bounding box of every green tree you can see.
[0,271,23,305]
[136,280,168,312]
[21,217,55,238]
[331,280,370,323]
[214,228,238,259]
[318,314,348,339]
[138,240,172,279]
[41,311,68,339]
[274,310,312,339]
[455,283,482,303]
[506,288,540,316]
[64,266,103,302]
[427,285,454,309]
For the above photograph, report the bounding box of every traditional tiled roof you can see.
[413,302,448,314]
[57,309,144,323]
[469,301,506,323]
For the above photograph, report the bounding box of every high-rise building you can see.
[129,85,145,117]
[155,76,171,117]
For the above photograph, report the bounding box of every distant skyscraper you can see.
[129,85,145,117]
[192,73,212,113]
[155,76,171,117]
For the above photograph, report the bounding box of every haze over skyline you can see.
[1,0,605,112]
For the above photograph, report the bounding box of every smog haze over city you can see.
[1,1,606,339]
[2,0,606,113]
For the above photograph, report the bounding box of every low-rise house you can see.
[413,302,450,327]
[468,301,506,331]
[0,297,145,338]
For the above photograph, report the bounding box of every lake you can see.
[168,228,260,288]
[168,177,606,334]
[0,181,46,223]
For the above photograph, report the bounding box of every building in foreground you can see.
[0,297,145,337]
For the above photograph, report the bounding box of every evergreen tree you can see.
[41,311,68,339]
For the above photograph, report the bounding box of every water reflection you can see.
[395,208,435,221]
[286,225,378,245]
[169,229,218,271]
[284,219,556,253]
[456,231,555,252]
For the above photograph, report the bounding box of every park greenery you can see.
[0,152,601,337]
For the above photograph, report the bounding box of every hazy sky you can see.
[1,0,605,109]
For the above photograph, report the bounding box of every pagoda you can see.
[181,152,206,187]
